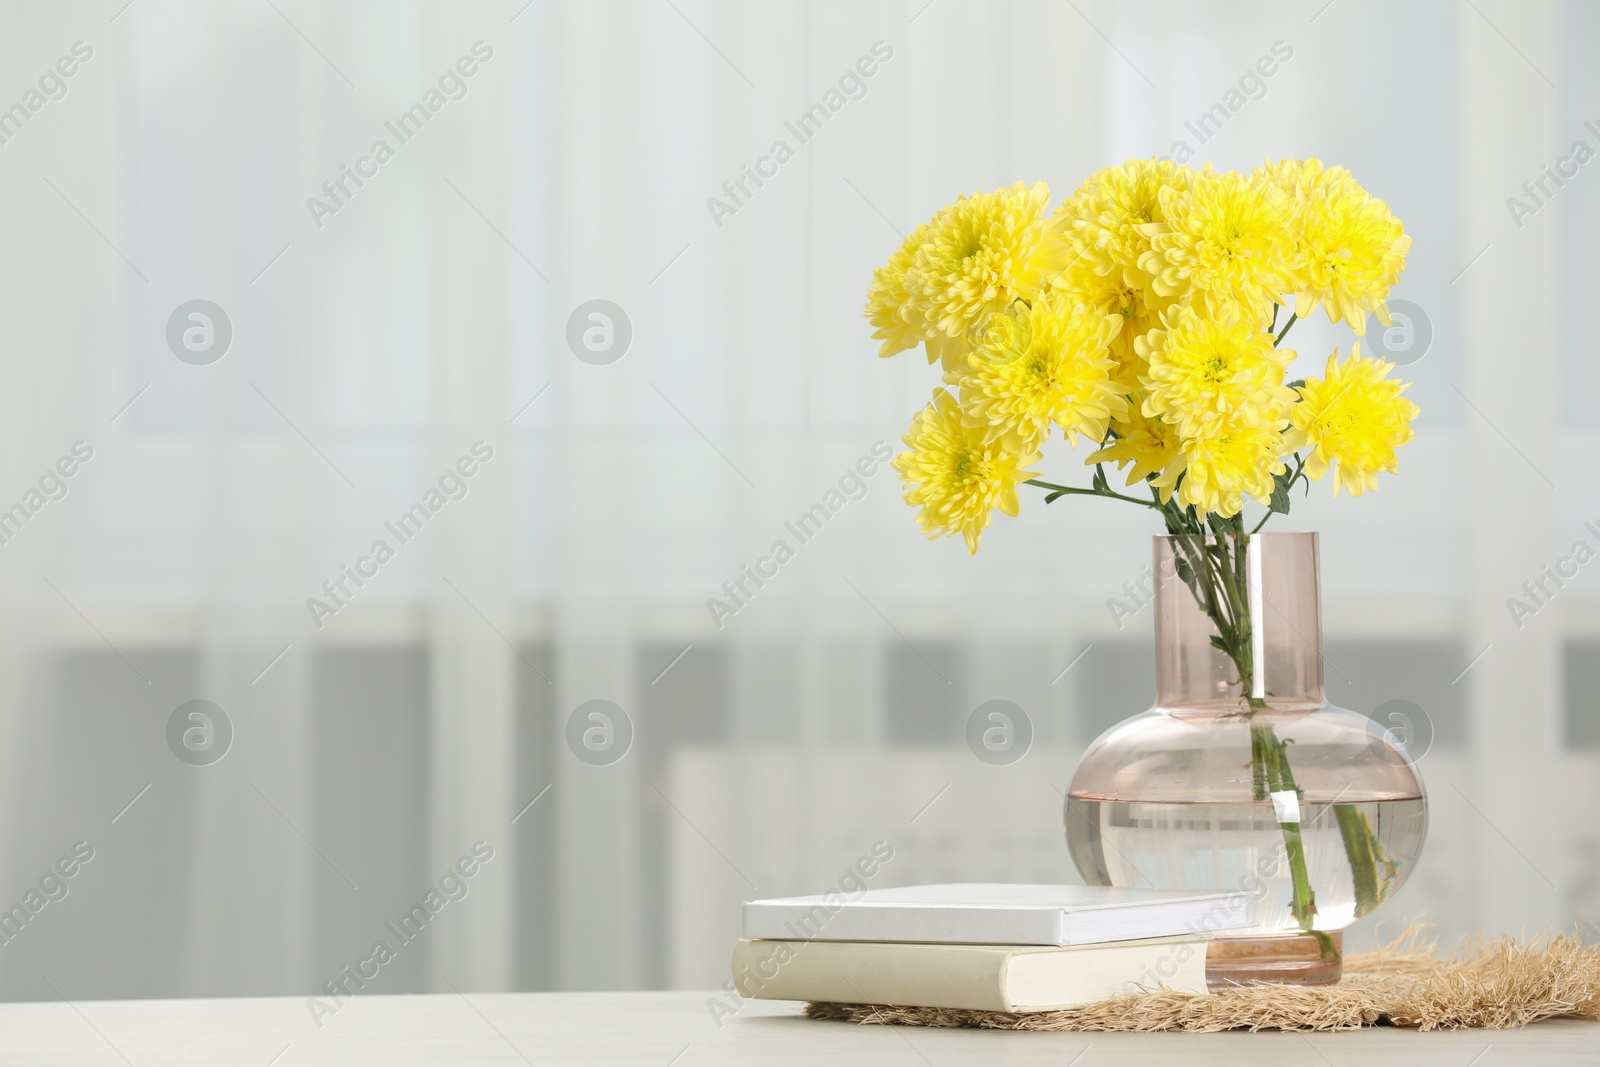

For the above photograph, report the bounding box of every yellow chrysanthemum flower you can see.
[1170,417,1289,517]
[892,389,1041,554]
[1260,158,1411,336]
[1140,168,1294,319]
[1089,403,1184,491]
[906,181,1070,346]
[864,222,934,359]
[1056,157,1194,291]
[1283,345,1419,496]
[1260,157,1353,200]
[924,330,976,380]
[955,293,1128,447]
[1138,304,1296,440]
[1051,255,1175,397]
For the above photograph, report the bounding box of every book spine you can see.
[731,939,1012,1011]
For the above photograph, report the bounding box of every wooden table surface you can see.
[0,990,1591,1065]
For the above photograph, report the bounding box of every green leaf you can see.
[1286,377,1306,392]
[1268,465,1296,515]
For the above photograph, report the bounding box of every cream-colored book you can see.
[731,935,1210,1012]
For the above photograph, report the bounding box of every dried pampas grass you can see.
[804,926,1600,1032]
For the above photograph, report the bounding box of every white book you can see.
[742,883,1250,947]
[731,936,1212,1012]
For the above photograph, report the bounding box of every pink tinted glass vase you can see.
[1065,532,1427,985]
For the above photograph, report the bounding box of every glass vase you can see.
[1065,532,1427,986]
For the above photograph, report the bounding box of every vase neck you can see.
[1152,532,1324,710]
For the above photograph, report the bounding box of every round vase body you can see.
[1065,533,1427,985]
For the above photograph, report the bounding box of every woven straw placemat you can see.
[805,928,1600,1032]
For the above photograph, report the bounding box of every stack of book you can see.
[733,884,1249,1012]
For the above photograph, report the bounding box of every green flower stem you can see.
[1248,310,1301,536]
[1274,310,1299,346]
[1023,478,1164,511]
[1334,802,1397,919]
[1334,803,1380,917]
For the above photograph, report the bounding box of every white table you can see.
[0,991,1592,1065]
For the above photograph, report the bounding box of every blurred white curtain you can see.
[0,0,528,996]
[0,0,1588,1002]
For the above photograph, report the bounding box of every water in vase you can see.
[1066,795,1428,935]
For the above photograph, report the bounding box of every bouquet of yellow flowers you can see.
[867,159,1421,955]
[867,157,1418,555]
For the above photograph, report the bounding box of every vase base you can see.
[1206,931,1343,987]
